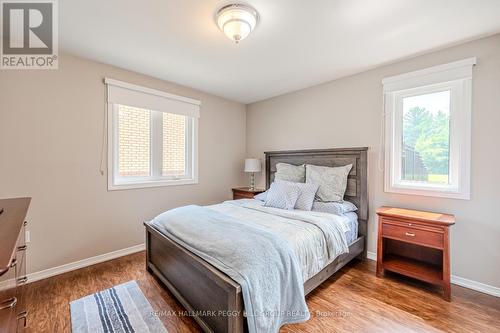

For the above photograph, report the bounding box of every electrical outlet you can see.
[25,230,30,243]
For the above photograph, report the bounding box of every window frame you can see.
[106,79,199,191]
[383,58,474,199]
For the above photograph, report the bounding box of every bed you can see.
[144,147,368,333]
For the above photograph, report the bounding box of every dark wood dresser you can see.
[232,187,265,200]
[0,198,31,332]
[376,206,455,300]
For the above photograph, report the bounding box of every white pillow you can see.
[312,201,357,215]
[306,164,353,202]
[264,181,300,210]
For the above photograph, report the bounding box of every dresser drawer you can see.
[0,265,17,333]
[382,221,444,249]
[0,198,30,333]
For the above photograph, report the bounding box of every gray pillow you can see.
[264,181,300,210]
[306,164,353,202]
[312,201,357,215]
[274,163,305,183]
[276,180,319,211]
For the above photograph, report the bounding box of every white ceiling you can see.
[61,0,500,104]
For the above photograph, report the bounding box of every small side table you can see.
[232,187,265,200]
[376,206,455,301]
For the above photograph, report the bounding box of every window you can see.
[106,79,200,190]
[383,58,475,199]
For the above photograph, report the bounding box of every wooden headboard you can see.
[264,147,368,237]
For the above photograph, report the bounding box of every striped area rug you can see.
[70,280,167,333]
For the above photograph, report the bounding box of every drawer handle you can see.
[17,245,27,251]
[0,297,17,310]
[405,232,416,237]
[10,258,17,268]
[0,208,4,215]
[17,310,28,327]
[17,276,28,284]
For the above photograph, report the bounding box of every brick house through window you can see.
[106,79,200,190]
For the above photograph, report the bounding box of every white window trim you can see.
[104,78,201,107]
[105,79,200,191]
[383,58,475,199]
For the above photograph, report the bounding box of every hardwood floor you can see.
[25,252,500,333]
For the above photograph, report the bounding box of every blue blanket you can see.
[151,205,310,333]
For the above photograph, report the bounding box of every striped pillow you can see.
[264,181,300,210]
[264,181,318,211]
[254,191,267,201]
[292,182,319,211]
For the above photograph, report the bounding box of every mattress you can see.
[207,199,350,281]
[344,211,359,244]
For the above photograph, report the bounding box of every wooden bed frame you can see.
[144,147,368,333]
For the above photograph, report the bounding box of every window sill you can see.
[385,184,470,200]
[108,178,198,191]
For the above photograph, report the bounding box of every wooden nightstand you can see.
[232,187,265,200]
[376,206,455,301]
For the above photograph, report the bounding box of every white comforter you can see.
[208,199,350,281]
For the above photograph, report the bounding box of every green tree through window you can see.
[402,92,450,184]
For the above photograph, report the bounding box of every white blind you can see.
[105,78,200,118]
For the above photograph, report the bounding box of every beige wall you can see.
[1,36,498,289]
[0,53,247,274]
[247,34,500,288]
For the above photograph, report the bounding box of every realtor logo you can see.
[1,0,58,69]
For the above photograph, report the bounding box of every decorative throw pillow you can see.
[264,181,300,210]
[254,191,267,201]
[312,200,358,215]
[274,163,305,183]
[306,164,353,202]
[291,182,319,211]
[258,182,318,211]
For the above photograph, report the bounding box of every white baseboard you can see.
[5,245,499,298]
[366,251,377,261]
[0,243,143,290]
[365,251,500,297]
[450,275,500,297]
[27,243,145,283]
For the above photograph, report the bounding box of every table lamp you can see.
[244,158,261,190]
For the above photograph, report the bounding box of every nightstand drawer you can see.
[232,187,264,200]
[233,191,255,200]
[382,222,444,249]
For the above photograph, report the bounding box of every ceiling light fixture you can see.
[216,4,259,43]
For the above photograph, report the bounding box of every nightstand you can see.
[376,206,455,301]
[232,187,265,200]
